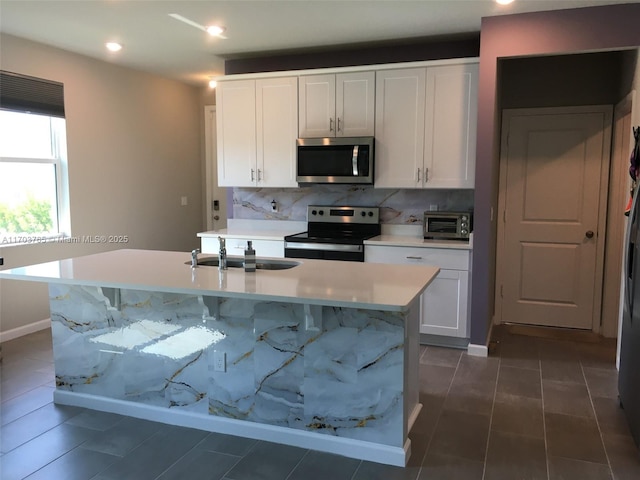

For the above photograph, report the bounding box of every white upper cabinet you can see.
[256,77,298,187]
[217,77,298,188]
[374,68,426,188]
[423,64,478,188]
[299,72,374,138]
[374,62,478,189]
[216,79,256,187]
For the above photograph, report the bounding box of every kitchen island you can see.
[0,249,439,466]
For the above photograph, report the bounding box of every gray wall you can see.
[0,34,205,336]
[500,51,626,109]
[472,3,640,346]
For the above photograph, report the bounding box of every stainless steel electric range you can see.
[284,205,381,262]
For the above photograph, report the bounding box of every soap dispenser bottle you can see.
[244,241,256,272]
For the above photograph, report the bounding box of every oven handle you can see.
[284,242,363,253]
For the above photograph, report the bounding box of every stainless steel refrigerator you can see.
[621,170,640,449]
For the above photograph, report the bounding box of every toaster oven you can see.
[423,211,472,240]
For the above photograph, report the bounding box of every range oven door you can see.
[284,241,365,262]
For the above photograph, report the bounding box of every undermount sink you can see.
[186,257,300,270]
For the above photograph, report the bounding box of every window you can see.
[0,71,69,244]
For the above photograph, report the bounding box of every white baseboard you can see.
[467,322,494,357]
[407,403,423,432]
[467,343,488,357]
[0,318,50,342]
[54,390,409,467]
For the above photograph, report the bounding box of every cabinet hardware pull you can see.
[425,167,429,182]
[251,169,255,181]
[258,169,262,181]
[406,256,423,260]
[329,118,334,132]
[337,118,341,132]
[416,168,421,182]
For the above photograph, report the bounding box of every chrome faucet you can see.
[218,236,227,270]
[191,248,200,268]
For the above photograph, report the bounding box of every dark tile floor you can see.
[1,326,639,480]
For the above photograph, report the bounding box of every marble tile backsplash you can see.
[233,186,474,224]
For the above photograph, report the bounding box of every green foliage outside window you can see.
[0,196,54,234]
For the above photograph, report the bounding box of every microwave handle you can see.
[352,146,359,176]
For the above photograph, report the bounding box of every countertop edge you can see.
[0,249,439,313]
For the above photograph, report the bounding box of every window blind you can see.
[0,70,65,118]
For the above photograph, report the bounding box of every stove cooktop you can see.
[284,230,378,245]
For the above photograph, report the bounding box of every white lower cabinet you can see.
[365,244,471,338]
[201,237,285,258]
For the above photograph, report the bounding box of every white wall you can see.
[0,34,205,337]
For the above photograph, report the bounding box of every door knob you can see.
[586,230,594,239]
[213,215,220,221]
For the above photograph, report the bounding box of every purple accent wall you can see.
[224,34,479,74]
[471,3,640,346]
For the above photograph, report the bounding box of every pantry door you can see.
[497,106,612,330]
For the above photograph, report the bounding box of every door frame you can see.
[604,93,635,339]
[204,105,227,232]
[494,105,613,333]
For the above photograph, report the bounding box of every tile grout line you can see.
[579,360,616,479]
[283,447,310,480]
[539,352,550,480]
[415,346,464,479]
[480,351,500,480]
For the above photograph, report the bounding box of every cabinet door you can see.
[423,63,478,188]
[421,269,469,337]
[256,77,298,187]
[201,237,285,258]
[374,69,426,188]
[299,74,335,138]
[336,71,375,137]
[216,80,257,187]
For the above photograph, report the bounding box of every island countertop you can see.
[0,249,439,312]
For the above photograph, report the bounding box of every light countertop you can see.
[198,229,299,241]
[0,249,439,312]
[365,235,472,250]
[198,219,306,241]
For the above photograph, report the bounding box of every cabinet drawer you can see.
[201,237,284,258]
[365,245,469,270]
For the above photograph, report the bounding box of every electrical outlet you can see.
[271,200,277,212]
[214,351,226,372]
[181,196,188,206]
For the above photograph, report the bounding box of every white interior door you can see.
[205,105,227,231]
[498,107,612,330]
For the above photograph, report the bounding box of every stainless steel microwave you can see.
[296,137,374,184]
[423,211,472,240]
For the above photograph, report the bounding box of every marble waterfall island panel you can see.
[49,285,406,447]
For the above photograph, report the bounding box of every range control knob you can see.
[311,210,317,216]
[361,211,366,217]
[318,210,324,215]
[461,229,468,235]
[368,211,374,217]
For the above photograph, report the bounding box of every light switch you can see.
[181,196,188,206]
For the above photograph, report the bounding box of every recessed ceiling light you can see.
[208,78,217,89]
[106,42,122,52]
[496,0,514,5]
[206,25,226,37]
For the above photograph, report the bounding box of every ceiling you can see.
[0,1,636,86]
